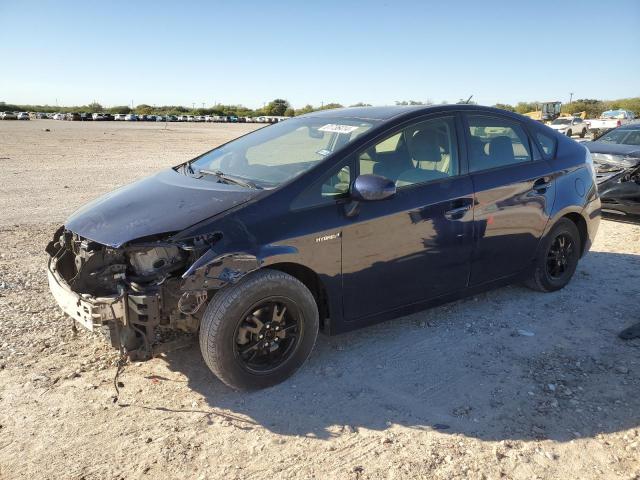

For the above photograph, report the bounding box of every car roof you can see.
[303,104,524,123]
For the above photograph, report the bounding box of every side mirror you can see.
[351,174,396,202]
[344,174,395,217]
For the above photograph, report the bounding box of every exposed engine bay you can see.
[46,228,214,359]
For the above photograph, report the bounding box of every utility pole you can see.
[569,92,574,105]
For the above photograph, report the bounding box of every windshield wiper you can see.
[198,169,262,189]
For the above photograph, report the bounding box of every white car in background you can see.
[586,110,636,137]
[124,114,137,121]
[17,112,30,120]
[52,113,65,120]
[548,117,588,138]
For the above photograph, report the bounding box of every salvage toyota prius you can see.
[46,105,601,389]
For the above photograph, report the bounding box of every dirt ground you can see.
[0,120,639,480]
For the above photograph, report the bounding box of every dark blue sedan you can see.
[46,105,601,389]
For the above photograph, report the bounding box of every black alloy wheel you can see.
[525,218,581,292]
[233,298,302,374]
[199,269,319,390]
[546,233,574,279]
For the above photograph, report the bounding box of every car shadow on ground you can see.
[159,251,640,442]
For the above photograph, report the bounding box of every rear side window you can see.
[533,129,557,158]
[466,115,532,172]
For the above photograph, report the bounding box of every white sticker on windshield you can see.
[318,124,359,134]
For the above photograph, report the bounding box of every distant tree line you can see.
[2,97,639,118]
[494,98,640,117]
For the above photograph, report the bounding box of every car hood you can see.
[584,141,640,160]
[65,168,260,247]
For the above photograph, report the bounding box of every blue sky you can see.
[1,0,638,109]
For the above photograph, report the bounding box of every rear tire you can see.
[580,128,587,138]
[525,218,581,292]
[199,269,319,390]
[566,129,572,137]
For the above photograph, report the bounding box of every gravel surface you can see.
[0,120,639,479]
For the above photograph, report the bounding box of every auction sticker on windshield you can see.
[318,124,360,134]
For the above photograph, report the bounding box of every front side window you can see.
[467,115,532,172]
[291,164,352,209]
[188,116,375,188]
[357,116,459,188]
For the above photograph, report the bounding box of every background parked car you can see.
[124,114,137,121]
[113,114,126,121]
[65,112,81,121]
[1,111,18,120]
[586,109,636,137]
[548,117,588,137]
[584,123,640,217]
[79,113,92,121]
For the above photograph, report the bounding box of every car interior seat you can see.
[372,134,414,181]
[396,129,449,187]
[488,135,515,168]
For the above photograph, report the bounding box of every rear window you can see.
[466,115,532,172]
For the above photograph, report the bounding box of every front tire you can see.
[580,128,587,138]
[525,218,581,292]
[199,269,319,390]
[566,129,572,137]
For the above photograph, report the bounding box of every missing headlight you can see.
[127,246,186,279]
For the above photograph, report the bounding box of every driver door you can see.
[340,115,474,321]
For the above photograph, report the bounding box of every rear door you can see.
[341,114,474,320]
[463,114,556,285]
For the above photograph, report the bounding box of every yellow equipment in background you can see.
[523,101,562,123]
[560,110,587,119]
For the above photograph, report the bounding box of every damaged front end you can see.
[592,153,640,217]
[46,227,228,359]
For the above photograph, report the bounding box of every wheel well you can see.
[563,212,588,256]
[266,263,330,331]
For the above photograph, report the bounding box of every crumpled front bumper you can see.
[47,255,125,331]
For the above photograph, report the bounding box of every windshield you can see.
[597,128,640,146]
[187,116,376,188]
[551,119,571,125]
[601,110,628,119]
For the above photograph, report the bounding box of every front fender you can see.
[181,245,298,291]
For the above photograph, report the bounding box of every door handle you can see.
[532,177,551,193]
[444,204,471,220]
